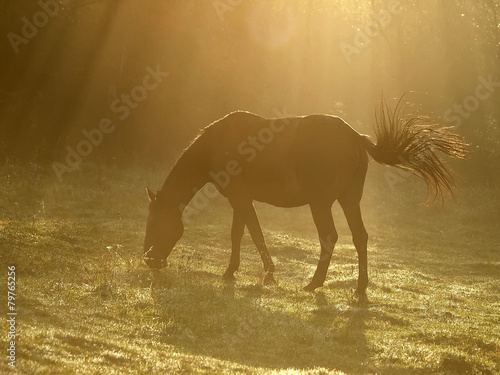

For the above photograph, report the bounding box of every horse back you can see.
[203,111,367,206]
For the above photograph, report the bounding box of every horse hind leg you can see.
[304,202,338,292]
[338,194,369,297]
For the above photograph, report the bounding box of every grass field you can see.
[0,162,499,374]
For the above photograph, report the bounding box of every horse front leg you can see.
[223,209,245,281]
[231,200,276,285]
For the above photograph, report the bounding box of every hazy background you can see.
[1,2,499,373]
[0,0,499,186]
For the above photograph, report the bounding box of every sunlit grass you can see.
[0,163,498,374]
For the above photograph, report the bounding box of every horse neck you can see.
[158,135,209,214]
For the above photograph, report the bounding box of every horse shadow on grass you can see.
[149,269,410,374]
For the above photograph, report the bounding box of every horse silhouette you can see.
[143,98,468,296]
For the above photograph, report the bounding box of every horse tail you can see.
[363,96,469,202]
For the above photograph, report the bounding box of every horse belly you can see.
[242,161,307,207]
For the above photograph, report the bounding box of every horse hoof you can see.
[303,281,322,292]
[355,289,369,305]
[263,273,276,285]
[222,272,236,282]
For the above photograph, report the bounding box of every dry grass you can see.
[0,163,498,374]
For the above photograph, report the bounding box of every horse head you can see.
[143,187,184,269]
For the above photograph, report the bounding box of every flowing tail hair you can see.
[364,96,469,202]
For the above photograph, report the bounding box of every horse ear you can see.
[146,186,156,202]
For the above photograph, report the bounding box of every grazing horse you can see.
[143,99,468,295]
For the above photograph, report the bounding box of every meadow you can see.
[0,162,499,374]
